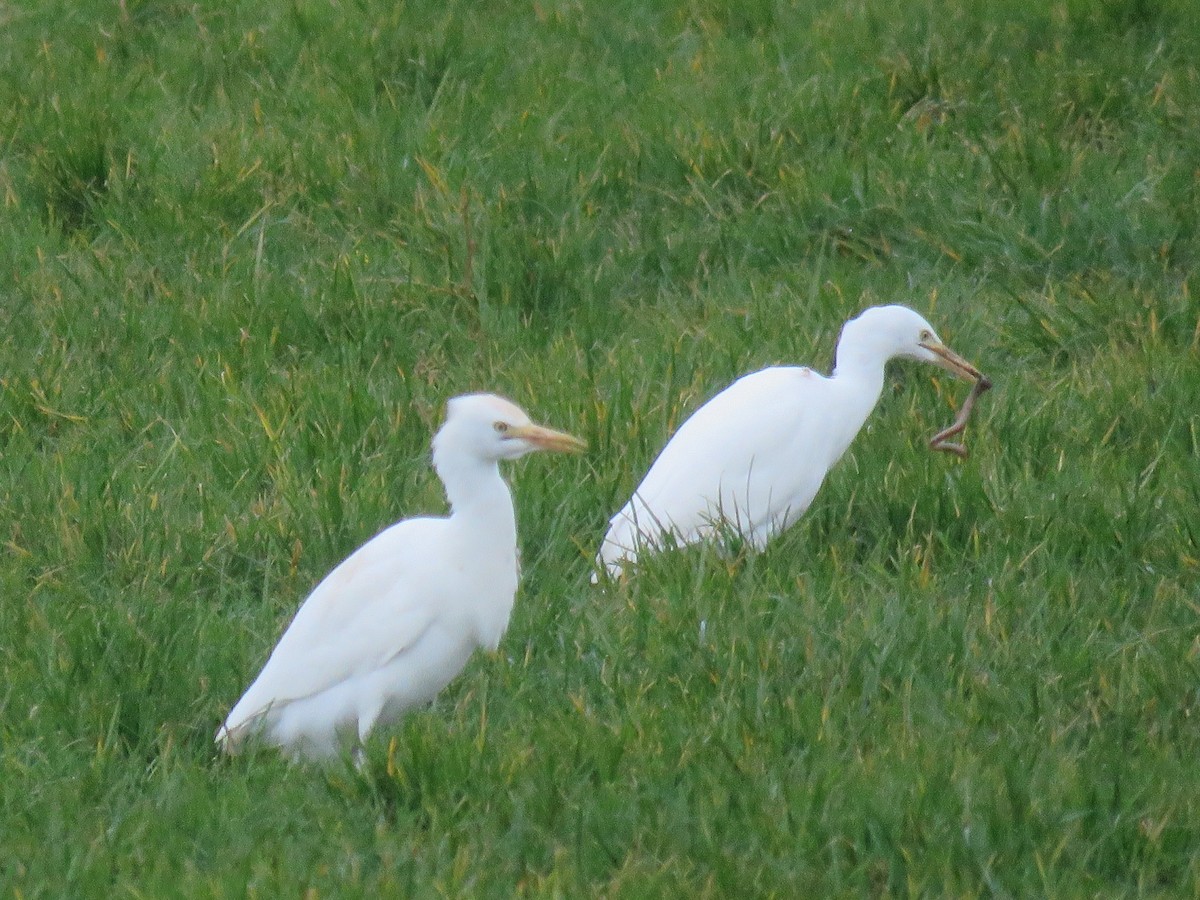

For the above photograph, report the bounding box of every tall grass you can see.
[2,0,1198,894]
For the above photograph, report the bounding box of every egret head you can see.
[840,305,983,382]
[437,394,587,463]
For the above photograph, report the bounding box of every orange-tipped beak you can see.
[510,423,588,454]
[921,339,986,383]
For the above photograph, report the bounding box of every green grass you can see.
[2,0,1199,894]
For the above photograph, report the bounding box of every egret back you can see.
[599,365,879,571]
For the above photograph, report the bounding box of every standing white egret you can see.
[217,393,585,761]
[595,305,987,578]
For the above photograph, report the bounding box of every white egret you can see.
[217,393,585,761]
[595,305,987,578]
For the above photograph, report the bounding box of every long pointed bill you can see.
[511,423,588,454]
[921,340,985,383]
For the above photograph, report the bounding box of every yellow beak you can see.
[510,423,588,454]
[921,339,985,383]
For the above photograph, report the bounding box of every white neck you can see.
[433,446,518,543]
[831,341,887,393]
[827,331,892,444]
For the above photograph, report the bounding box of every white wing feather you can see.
[221,517,447,738]
[600,367,854,568]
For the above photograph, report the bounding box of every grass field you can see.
[2,0,1199,895]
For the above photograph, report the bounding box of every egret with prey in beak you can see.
[595,305,988,579]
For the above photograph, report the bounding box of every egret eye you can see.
[920,329,933,342]
[494,421,509,434]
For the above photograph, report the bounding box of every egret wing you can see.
[609,367,831,548]
[222,517,447,733]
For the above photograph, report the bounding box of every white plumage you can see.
[596,305,984,577]
[218,393,585,760]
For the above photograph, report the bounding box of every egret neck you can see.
[430,434,520,652]
[432,440,518,546]
[826,328,892,452]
